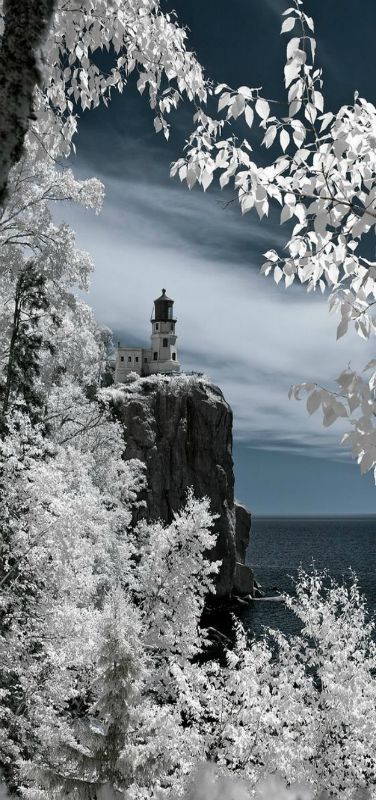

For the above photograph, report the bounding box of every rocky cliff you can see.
[109,373,254,598]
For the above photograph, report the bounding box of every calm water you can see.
[241,516,376,638]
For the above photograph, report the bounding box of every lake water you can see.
[241,516,376,638]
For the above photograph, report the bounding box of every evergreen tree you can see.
[0,261,54,431]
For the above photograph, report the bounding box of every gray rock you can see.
[233,562,254,596]
[112,375,254,597]
[235,503,252,563]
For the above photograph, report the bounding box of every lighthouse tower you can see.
[148,289,180,375]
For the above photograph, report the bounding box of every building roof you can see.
[155,288,173,303]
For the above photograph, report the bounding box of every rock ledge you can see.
[106,373,254,597]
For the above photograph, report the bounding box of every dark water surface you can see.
[241,516,376,638]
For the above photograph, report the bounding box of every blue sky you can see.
[65,0,376,514]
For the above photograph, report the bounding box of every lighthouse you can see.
[148,289,180,375]
[115,289,180,381]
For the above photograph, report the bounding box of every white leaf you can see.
[348,394,360,413]
[327,264,339,284]
[230,94,245,119]
[245,105,254,128]
[285,273,294,287]
[284,60,301,88]
[214,83,230,94]
[263,125,277,148]
[292,126,305,146]
[288,78,304,103]
[307,390,321,415]
[305,103,317,123]
[280,129,290,152]
[219,171,230,189]
[238,86,253,99]
[201,170,213,191]
[281,17,296,34]
[313,91,324,112]
[304,14,315,31]
[241,194,254,213]
[320,112,334,132]
[186,168,197,190]
[274,266,283,284]
[281,204,293,223]
[287,37,301,60]
[263,249,279,262]
[255,98,270,120]
[363,359,376,371]
[336,318,348,340]
[323,406,337,427]
[218,92,231,112]
[178,164,187,181]
[289,99,301,117]
[360,452,375,474]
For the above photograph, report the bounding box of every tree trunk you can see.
[2,278,21,417]
[0,0,56,204]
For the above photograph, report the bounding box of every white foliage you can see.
[7,0,208,157]
[2,3,376,800]
[180,571,376,800]
[130,490,219,701]
[171,0,376,481]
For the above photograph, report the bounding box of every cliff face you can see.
[111,374,254,598]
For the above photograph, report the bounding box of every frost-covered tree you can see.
[3,3,376,799]
[179,571,376,800]
[172,0,376,483]
[25,588,170,799]
[8,485,219,799]
[1,262,51,426]
[0,410,141,791]
[130,490,219,697]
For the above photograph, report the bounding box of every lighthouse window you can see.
[155,323,159,330]
[168,307,173,320]
[153,352,158,360]
[120,356,124,362]
[135,356,139,362]
[172,353,176,361]
[170,323,174,331]
[128,356,132,362]
[162,338,168,348]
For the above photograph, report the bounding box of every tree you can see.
[25,588,161,799]
[0,410,141,792]
[1,261,51,426]
[0,6,208,778]
[129,490,219,702]
[179,571,376,800]
[12,489,219,800]
[0,0,56,202]
[3,2,376,798]
[172,0,376,483]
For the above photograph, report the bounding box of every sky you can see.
[64,0,376,515]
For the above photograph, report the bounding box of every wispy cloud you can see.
[57,168,372,462]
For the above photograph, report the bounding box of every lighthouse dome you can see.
[152,288,176,322]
